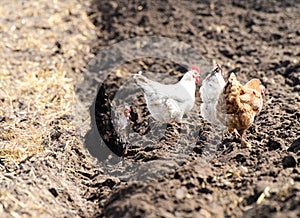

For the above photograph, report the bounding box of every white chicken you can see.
[199,65,226,129]
[133,67,200,123]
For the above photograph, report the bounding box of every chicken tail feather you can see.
[132,73,156,94]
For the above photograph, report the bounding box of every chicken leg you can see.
[235,129,251,148]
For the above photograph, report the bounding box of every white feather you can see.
[199,67,226,128]
[133,70,197,123]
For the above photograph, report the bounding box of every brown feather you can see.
[216,73,264,147]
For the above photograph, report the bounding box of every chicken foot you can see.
[233,129,251,148]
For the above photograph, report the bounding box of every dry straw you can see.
[0,0,97,216]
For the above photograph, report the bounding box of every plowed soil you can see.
[0,0,299,217]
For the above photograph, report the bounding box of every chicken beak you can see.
[127,109,131,116]
[260,84,265,96]
[125,107,131,119]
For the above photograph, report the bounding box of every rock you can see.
[48,188,59,197]
[50,129,61,141]
[175,187,187,200]
[282,155,297,168]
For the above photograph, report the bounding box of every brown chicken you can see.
[200,66,265,147]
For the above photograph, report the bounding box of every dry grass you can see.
[0,0,96,168]
[0,68,73,167]
[0,0,100,216]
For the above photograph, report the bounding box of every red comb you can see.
[191,65,200,73]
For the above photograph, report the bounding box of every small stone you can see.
[48,188,59,197]
[282,155,297,168]
[175,187,187,200]
[50,129,61,141]
[240,166,249,173]
[137,5,143,11]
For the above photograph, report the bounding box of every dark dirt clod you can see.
[288,137,300,153]
[282,155,297,168]
[235,153,247,163]
[266,139,284,151]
